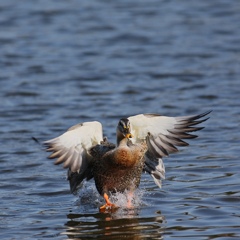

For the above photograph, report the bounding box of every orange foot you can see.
[127,191,134,209]
[99,193,119,213]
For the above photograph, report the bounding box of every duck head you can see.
[116,118,133,145]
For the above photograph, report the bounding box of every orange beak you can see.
[125,133,133,138]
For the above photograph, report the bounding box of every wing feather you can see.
[158,135,178,153]
[44,121,103,175]
[63,153,74,168]
[146,134,168,157]
[160,134,188,147]
[144,151,165,188]
[54,150,69,165]
[134,111,211,188]
[49,149,63,159]
[128,110,211,157]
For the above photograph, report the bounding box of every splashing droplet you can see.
[75,181,148,213]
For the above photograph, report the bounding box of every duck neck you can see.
[117,136,128,147]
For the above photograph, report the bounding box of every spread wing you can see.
[128,111,211,158]
[128,111,211,188]
[44,121,103,174]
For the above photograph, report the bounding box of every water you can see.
[0,0,239,239]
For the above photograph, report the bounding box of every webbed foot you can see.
[99,203,119,212]
[99,193,119,213]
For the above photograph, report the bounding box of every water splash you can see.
[74,181,148,213]
[74,182,101,210]
[109,188,145,209]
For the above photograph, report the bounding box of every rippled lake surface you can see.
[0,0,240,239]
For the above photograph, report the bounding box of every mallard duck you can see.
[44,111,210,211]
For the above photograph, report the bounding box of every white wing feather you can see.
[44,121,103,173]
[128,111,210,157]
[128,114,177,143]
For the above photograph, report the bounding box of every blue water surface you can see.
[0,0,239,239]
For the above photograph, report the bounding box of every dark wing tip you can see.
[185,110,212,121]
[144,110,211,159]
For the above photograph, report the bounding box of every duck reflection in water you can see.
[44,111,211,212]
[63,209,165,239]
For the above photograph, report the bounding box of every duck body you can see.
[44,111,211,210]
[90,138,146,196]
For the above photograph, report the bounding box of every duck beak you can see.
[125,133,133,138]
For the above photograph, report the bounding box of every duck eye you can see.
[119,119,130,130]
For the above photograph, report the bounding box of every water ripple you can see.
[0,0,239,239]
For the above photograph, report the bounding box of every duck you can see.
[44,111,210,211]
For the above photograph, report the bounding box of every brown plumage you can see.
[90,138,147,197]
